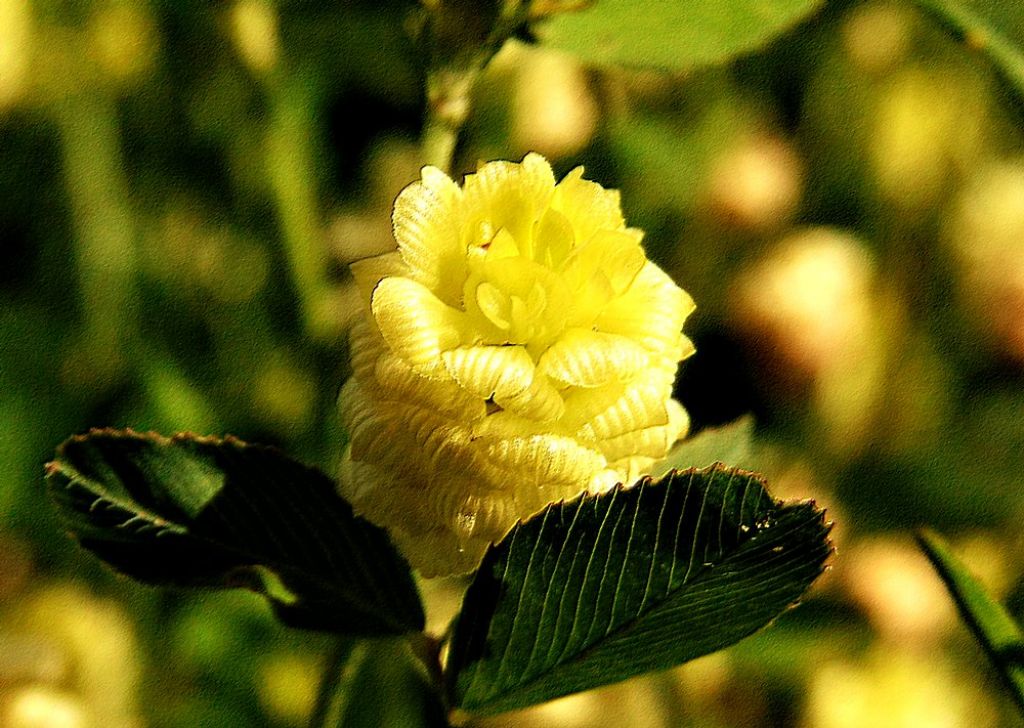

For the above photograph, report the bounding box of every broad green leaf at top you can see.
[445,464,832,716]
[917,528,1024,714]
[46,429,424,636]
[532,0,825,71]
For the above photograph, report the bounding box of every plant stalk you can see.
[309,638,360,728]
[56,90,138,379]
[266,70,336,342]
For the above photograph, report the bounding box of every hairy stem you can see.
[422,65,479,173]
[419,0,532,173]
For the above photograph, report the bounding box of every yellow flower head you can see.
[339,153,695,576]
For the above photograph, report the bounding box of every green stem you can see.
[421,106,462,173]
[266,70,335,342]
[422,65,479,173]
[407,631,446,703]
[419,0,532,173]
[56,91,138,374]
[309,638,360,728]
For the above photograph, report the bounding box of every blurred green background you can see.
[3,0,1024,725]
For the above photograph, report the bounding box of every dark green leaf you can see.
[917,528,1024,714]
[656,416,757,474]
[445,464,831,716]
[533,0,824,71]
[46,429,424,635]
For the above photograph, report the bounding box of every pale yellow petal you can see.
[605,456,657,487]
[467,257,572,349]
[532,207,575,268]
[339,380,397,461]
[588,229,647,293]
[518,481,586,519]
[473,408,550,440]
[521,152,558,197]
[538,328,650,387]
[463,155,556,249]
[404,406,485,476]
[373,354,486,420]
[487,227,521,259]
[496,374,565,422]
[475,281,512,330]
[645,353,685,390]
[388,525,490,578]
[597,423,677,462]
[587,468,624,495]
[341,455,418,522]
[551,166,625,244]
[347,318,384,383]
[461,269,515,343]
[564,275,615,332]
[561,229,645,295]
[559,229,645,330]
[350,409,397,466]
[337,446,372,506]
[392,166,466,303]
[350,399,485,485]
[466,154,556,215]
[351,411,441,480]
[577,381,671,442]
[677,332,697,362]
[560,381,628,429]
[596,397,689,462]
[337,379,371,444]
[667,397,691,440]
[350,251,407,305]
[336,443,359,499]
[597,261,695,356]
[432,481,519,541]
[442,344,535,400]
[483,433,605,487]
[343,388,396,464]
[372,276,462,371]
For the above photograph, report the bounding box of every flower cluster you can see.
[338,154,694,576]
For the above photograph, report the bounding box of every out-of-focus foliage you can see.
[4,0,1024,725]
[905,0,1024,110]
[534,0,825,71]
[918,529,1024,712]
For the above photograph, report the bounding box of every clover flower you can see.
[338,153,695,576]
